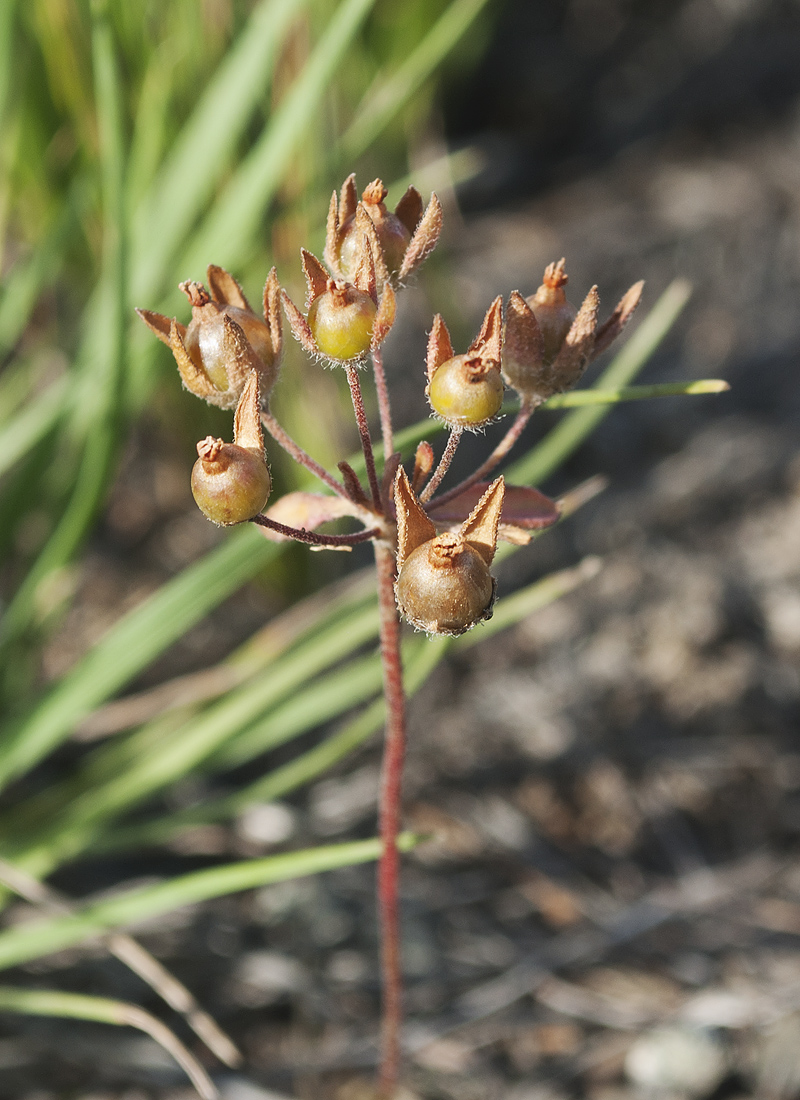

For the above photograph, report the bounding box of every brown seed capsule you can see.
[528,259,577,366]
[190,370,271,525]
[183,302,275,391]
[136,266,282,410]
[393,469,505,636]
[338,180,411,281]
[191,438,271,526]
[395,533,496,635]
[324,174,442,288]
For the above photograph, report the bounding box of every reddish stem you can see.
[260,408,348,500]
[371,346,394,461]
[431,403,533,507]
[345,363,382,512]
[374,542,407,1097]
[419,427,462,503]
[250,514,380,547]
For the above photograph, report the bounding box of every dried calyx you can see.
[190,371,271,525]
[427,297,505,429]
[503,259,644,406]
[325,174,442,288]
[137,265,282,410]
[281,247,396,365]
[393,468,505,636]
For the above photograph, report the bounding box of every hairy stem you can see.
[374,542,407,1097]
[250,515,380,547]
[371,346,394,460]
[260,407,348,499]
[432,404,533,507]
[419,427,462,503]
[345,363,382,511]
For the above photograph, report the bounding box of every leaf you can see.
[429,482,559,530]
[0,836,420,971]
[257,491,366,542]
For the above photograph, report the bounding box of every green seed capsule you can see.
[428,354,504,428]
[307,285,377,362]
[191,437,271,526]
[395,533,496,635]
[184,306,276,391]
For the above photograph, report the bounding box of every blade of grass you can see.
[0,856,240,1069]
[0,835,420,971]
[0,986,216,1099]
[542,378,728,408]
[1,602,383,877]
[0,373,68,477]
[0,527,279,793]
[102,557,601,851]
[509,278,692,487]
[0,0,129,650]
[130,0,303,302]
[341,0,493,160]
[181,0,377,276]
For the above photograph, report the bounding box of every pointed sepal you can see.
[301,249,330,306]
[394,185,424,236]
[232,370,264,453]
[592,280,644,359]
[459,477,505,566]
[550,285,600,390]
[207,264,250,311]
[398,191,442,283]
[136,308,184,348]
[280,289,319,358]
[426,314,454,384]
[170,319,221,403]
[394,466,437,568]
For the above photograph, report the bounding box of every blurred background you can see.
[2,0,800,1097]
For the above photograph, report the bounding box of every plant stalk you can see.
[419,427,462,503]
[371,346,394,460]
[431,403,532,507]
[374,541,406,1096]
[346,362,382,510]
[260,407,349,499]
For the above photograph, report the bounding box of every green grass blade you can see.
[341,0,493,159]
[543,378,728,408]
[508,278,692,487]
[213,650,384,769]
[182,0,377,276]
[113,557,605,849]
[0,374,68,478]
[0,528,279,793]
[0,1,129,650]
[0,985,215,1099]
[0,835,419,971]
[105,637,447,849]
[130,0,303,301]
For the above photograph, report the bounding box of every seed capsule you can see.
[307,283,377,362]
[393,468,505,636]
[184,304,275,391]
[528,259,577,366]
[427,353,504,428]
[191,437,271,526]
[337,181,411,280]
[395,532,496,635]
